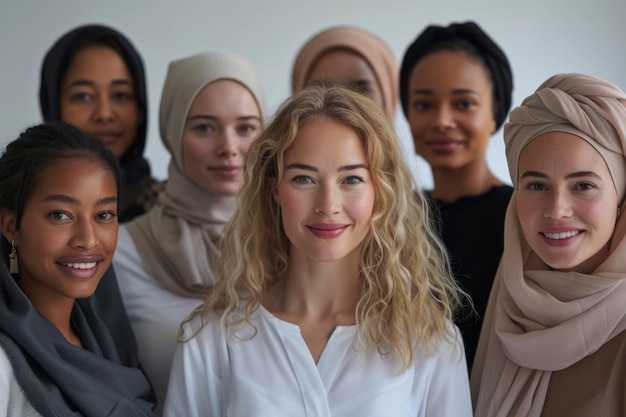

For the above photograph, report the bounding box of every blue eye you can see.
[526,182,547,191]
[345,176,363,185]
[292,175,313,184]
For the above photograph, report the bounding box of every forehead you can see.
[28,157,116,198]
[409,50,492,91]
[307,48,376,82]
[518,132,607,175]
[188,79,260,117]
[284,118,366,162]
[63,46,132,83]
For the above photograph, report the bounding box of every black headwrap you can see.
[39,24,150,183]
[0,236,157,416]
[399,21,513,131]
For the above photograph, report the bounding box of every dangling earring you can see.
[9,240,18,274]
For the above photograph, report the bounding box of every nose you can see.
[70,219,98,249]
[215,129,239,158]
[93,95,115,122]
[314,183,341,215]
[431,104,455,131]
[544,190,573,219]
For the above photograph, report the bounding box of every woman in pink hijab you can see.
[291,25,398,121]
[471,73,626,416]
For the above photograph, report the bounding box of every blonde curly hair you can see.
[189,83,463,370]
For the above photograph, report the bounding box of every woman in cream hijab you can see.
[291,25,398,121]
[471,73,626,416]
[113,52,264,412]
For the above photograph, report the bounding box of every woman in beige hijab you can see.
[291,25,398,121]
[471,73,626,416]
[113,52,264,413]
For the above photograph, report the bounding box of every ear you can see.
[0,209,17,243]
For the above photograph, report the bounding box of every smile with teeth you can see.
[60,262,98,269]
[542,230,580,240]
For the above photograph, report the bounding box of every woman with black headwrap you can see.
[399,21,514,369]
[40,24,163,223]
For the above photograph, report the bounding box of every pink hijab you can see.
[471,73,626,416]
[291,25,398,120]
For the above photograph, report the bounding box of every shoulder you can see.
[417,321,466,368]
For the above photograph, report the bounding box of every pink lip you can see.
[307,223,349,239]
[93,131,122,145]
[209,166,241,177]
[426,138,463,153]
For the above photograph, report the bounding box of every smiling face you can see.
[307,48,384,110]
[59,46,138,158]
[181,79,262,195]
[407,51,496,173]
[275,118,375,264]
[516,132,618,273]
[2,157,118,308]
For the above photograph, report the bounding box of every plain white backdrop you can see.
[1,0,625,188]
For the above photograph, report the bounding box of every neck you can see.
[20,285,83,347]
[265,249,361,323]
[431,159,502,202]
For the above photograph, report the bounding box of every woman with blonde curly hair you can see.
[163,84,472,417]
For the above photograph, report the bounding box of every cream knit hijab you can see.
[471,73,626,416]
[126,52,264,298]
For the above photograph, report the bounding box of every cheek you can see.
[238,139,253,157]
[120,105,139,130]
[348,191,376,221]
[587,200,617,235]
[277,192,305,224]
[60,104,89,128]
[408,112,428,137]
[182,136,213,171]
[516,197,539,235]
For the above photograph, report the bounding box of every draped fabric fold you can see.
[471,73,626,416]
[126,52,265,298]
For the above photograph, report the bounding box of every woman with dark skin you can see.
[399,21,514,368]
[40,24,163,223]
[0,121,156,416]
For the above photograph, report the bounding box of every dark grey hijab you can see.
[0,237,157,416]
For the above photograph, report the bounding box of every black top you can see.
[427,185,513,369]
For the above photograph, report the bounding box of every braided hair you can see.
[0,121,123,230]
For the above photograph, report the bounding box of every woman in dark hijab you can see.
[399,21,514,369]
[40,24,163,223]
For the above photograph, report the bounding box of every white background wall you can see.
[1,0,625,188]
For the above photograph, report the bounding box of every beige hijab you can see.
[471,73,626,416]
[291,25,398,120]
[126,52,264,298]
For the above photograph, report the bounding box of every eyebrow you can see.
[520,170,602,180]
[285,163,369,172]
[41,194,118,206]
[411,88,480,96]
[187,115,262,122]
[67,79,133,88]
